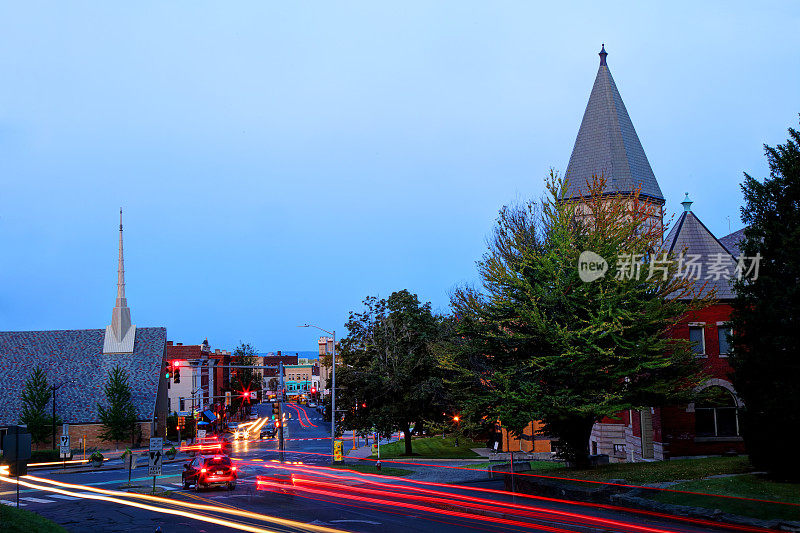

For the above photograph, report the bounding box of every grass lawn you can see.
[513,456,799,522]
[0,504,68,532]
[521,456,753,484]
[648,474,800,522]
[470,460,564,471]
[331,463,412,476]
[377,436,484,459]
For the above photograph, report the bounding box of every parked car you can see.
[260,422,277,439]
[307,402,317,409]
[182,455,237,491]
[248,413,259,420]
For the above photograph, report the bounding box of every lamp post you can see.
[50,380,75,450]
[299,324,335,463]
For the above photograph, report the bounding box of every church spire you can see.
[561,45,664,204]
[104,208,135,353]
[117,208,126,305]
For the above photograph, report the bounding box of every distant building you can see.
[0,210,169,449]
[165,339,231,423]
[284,363,320,399]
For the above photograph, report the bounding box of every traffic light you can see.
[165,363,171,380]
[272,402,280,416]
[174,363,181,384]
[362,402,367,408]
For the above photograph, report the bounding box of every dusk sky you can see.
[1,2,798,351]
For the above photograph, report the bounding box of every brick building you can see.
[165,339,231,418]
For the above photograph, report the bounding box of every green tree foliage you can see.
[450,172,706,467]
[337,290,449,455]
[97,366,137,448]
[731,117,800,480]
[20,367,59,447]
[231,343,261,414]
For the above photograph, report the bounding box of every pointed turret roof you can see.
[562,45,664,203]
[663,195,736,300]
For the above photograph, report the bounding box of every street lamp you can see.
[50,380,76,450]
[298,324,336,463]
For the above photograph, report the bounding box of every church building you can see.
[563,46,745,462]
[0,211,169,450]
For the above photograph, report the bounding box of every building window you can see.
[718,325,732,356]
[695,386,739,437]
[689,325,705,356]
[613,443,626,455]
[180,399,185,411]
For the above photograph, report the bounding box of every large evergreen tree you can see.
[98,366,137,448]
[20,366,59,448]
[450,172,706,467]
[731,117,800,479]
[337,290,449,455]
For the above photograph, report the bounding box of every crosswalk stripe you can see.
[20,497,56,503]
[1,499,26,506]
[48,494,80,500]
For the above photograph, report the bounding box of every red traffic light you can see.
[311,387,316,394]
[361,402,367,408]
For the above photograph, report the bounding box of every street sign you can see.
[197,429,207,439]
[250,391,257,400]
[123,452,137,470]
[148,437,163,476]
[62,423,69,435]
[59,435,71,458]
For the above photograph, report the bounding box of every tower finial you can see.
[117,208,125,302]
[599,43,608,66]
[681,192,693,212]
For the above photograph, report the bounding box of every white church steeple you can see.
[103,208,136,354]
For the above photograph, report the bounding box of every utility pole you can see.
[278,362,285,462]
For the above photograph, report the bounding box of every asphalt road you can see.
[1,403,749,533]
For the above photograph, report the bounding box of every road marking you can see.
[330,520,382,525]
[20,497,57,503]
[48,494,80,500]
[1,499,26,506]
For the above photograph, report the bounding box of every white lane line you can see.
[330,520,382,525]
[20,497,57,503]
[48,494,80,500]
[1,499,26,506]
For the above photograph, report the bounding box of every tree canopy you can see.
[450,172,706,466]
[20,366,59,448]
[336,290,450,455]
[731,116,800,479]
[97,365,137,448]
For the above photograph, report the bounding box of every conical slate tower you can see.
[561,45,664,205]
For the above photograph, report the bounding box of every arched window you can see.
[695,386,739,437]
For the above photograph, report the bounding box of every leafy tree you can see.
[337,290,449,455]
[450,172,706,467]
[231,343,261,415]
[97,366,137,449]
[20,366,60,448]
[731,117,800,479]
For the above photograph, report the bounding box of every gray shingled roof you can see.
[562,47,664,203]
[663,210,736,300]
[0,327,166,426]
[719,227,747,259]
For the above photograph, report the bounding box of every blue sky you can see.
[1,2,798,351]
